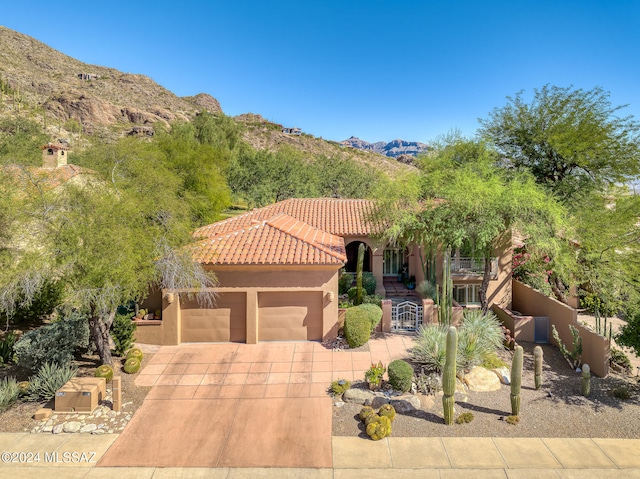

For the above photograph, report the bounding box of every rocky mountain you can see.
[0,26,414,175]
[0,26,221,137]
[340,136,429,160]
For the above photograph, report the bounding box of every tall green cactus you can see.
[533,345,543,390]
[356,243,365,305]
[442,326,458,425]
[510,345,523,416]
[582,364,591,397]
[437,249,453,325]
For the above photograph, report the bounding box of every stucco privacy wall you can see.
[512,279,609,377]
[151,265,340,345]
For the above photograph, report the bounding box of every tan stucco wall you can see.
[158,265,340,345]
[512,279,609,377]
[133,320,163,345]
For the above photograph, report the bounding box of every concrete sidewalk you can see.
[1,433,640,478]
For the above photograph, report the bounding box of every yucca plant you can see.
[457,310,505,372]
[27,362,77,401]
[411,324,448,373]
[0,377,21,411]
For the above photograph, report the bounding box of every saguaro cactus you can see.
[442,326,458,425]
[510,345,523,416]
[534,345,543,390]
[582,364,591,397]
[356,243,365,305]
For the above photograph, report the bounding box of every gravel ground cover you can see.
[332,341,640,438]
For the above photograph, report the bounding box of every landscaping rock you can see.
[63,421,82,433]
[91,429,105,435]
[370,396,390,409]
[334,401,345,407]
[390,394,421,414]
[492,366,511,385]
[466,366,502,392]
[343,388,375,405]
[52,424,64,434]
[80,424,97,433]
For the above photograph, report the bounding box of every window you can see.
[453,284,481,305]
[383,248,404,276]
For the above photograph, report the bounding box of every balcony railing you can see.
[450,257,498,275]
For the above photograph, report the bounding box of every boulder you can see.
[390,394,421,414]
[466,366,502,392]
[63,421,82,433]
[343,388,375,405]
[370,396,390,409]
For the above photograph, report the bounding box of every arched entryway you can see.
[345,241,372,272]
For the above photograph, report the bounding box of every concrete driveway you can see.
[98,336,414,468]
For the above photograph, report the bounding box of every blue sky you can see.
[2,1,639,143]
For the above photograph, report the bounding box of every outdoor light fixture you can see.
[326,291,334,302]
[164,292,175,304]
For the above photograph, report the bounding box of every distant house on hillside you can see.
[282,126,302,135]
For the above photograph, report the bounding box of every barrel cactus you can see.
[123,357,141,374]
[18,381,30,396]
[126,348,144,362]
[378,404,396,422]
[95,364,114,382]
[582,364,591,397]
[366,415,392,440]
[510,345,523,416]
[364,413,381,426]
[359,406,375,422]
[533,345,543,390]
[442,326,458,425]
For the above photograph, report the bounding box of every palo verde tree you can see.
[0,140,218,365]
[378,135,568,312]
[479,85,640,204]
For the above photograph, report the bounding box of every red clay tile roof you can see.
[190,213,346,266]
[193,198,379,239]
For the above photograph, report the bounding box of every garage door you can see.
[258,292,323,341]
[181,292,246,343]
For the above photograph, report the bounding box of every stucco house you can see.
[137,198,513,346]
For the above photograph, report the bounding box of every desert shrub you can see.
[457,310,505,372]
[388,359,414,392]
[0,331,18,364]
[411,324,448,373]
[505,415,520,425]
[95,364,114,383]
[330,379,351,395]
[111,313,137,356]
[362,272,376,295]
[417,280,437,301]
[611,385,632,400]
[27,362,77,401]
[347,287,358,303]
[455,412,474,424]
[362,294,383,308]
[356,303,383,332]
[609,348,632,374]
[481,352,509,370]
[415,371,442,394]
[14,311,89,371]
[364,361,386,386]
[0,377,21,411]
[338,271,353,295]
[0,281,63,326]
[123,357,141,374]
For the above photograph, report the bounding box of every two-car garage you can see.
[179,291,325,343]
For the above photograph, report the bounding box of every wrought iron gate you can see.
[391,301,423,331]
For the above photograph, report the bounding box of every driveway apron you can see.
[98,335,414,468]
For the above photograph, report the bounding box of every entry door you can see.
[384,249,403,276]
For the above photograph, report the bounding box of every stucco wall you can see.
[512,279,609,377]
[157,265,340,345]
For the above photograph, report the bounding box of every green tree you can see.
[479,85,640,203]
[379,136,568,312]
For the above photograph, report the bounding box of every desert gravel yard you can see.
[332,341,640,439]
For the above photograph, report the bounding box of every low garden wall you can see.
[511,279,609,377]
[492,305,535,342]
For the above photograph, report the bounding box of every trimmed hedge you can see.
[355,303,383,332]
[388,359,414,392]
[344,311,370,348]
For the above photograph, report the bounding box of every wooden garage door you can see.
[258,292,323,341]
[180,292,246,343]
